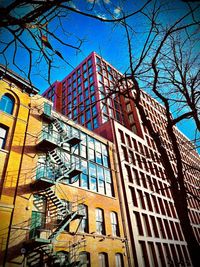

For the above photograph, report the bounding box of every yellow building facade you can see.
[0,66,128,267]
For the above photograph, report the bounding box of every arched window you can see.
[79,251,90,267]
[115,253,124,267]
[98,253,109,267]
[96,208,105,235]
[54,251,69,266]
[0,94,15,114]
[78,204,88,233]
[110,212,120,236]
[0,125,8,149]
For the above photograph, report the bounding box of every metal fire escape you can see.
[26,102,84,266]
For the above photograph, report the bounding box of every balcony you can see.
[36,130,60,151]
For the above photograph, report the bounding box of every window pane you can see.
[78,205,88,233]
[0,126,7,149]
[115,253,124,267]
[90,177,97,191]
[0,95,14,114]
[0,127,6,138]
[96,209,105,234]
[98,253,108,267]
[79,252,90,267]
[89,162,96,177]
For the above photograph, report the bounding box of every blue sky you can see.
[0,0,199,150]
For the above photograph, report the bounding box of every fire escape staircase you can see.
[42,187,84,242]
[53,119,81,147]
[26,244,52,267]
[48,149,81,183]
[28,106,85,265]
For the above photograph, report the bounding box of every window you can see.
[96,208,105,235]
[93,117,98,129]
[78,204,88,233]
[0,125,8,149]
[30,195,46,238]
[98,166,105,194]
[115,253,124,267]
[0,94,15,114]
[79,251,90,267]
[55,251,69,266]
[89,162,97,191]
[98,253,108,267]
[110,212,120,236]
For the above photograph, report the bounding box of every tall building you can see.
[43,52,200,267]
[43,52,141,136]
[0,65,128,267]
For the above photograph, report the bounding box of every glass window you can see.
[96,57,101,64]
[102,114,108,123]
[90,176,97,191]
[91,95,96,104]
[96,208,105,235]
[115,253,124,267]
[92,105,97,116]
[98,253,108,267]
[83,72,87,79]
[73,108,77,117]
[83,63,87,71]
[80,114,85,124]
[85,99,90,107]
[78,85,82,94]
[72,72,76,80]
[79,93,84,102]
[80,173,88,189]
[78,77,81,84]
[73,98,77,106]
[96,151,102,165]
[78,204,88,233]
[80,144,87,158]
[79,251,90,267]
[89,148,95,162]
[73,81,76,88]
[77,68,81,76]
[0,125,8,149]
[86,110,91,121]
[0,94,15,114]
[88,58,92,66]
[98,74,103,83]
[80,132,87,145]
[89,162,96,177]
[105,169,113,196]
[95,140,101,152]
[81,160,88,174]
[111,212,120,236]
[88,136,94,149]
[89,75,94,83]
[90,85,95,93]
[98,166,105,194]
[85,89,89,98]
[68,94,72,102]
[84,80,88,88]
[93,117,98,129]
[88,67,93,74]
[73,90,76,98]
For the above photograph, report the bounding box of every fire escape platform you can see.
[66,168,82,179]
[36,139,58,152]
[31,178,55,191]
[24,237,51,250]
[65,136,82,146]
[40,112,55,122]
